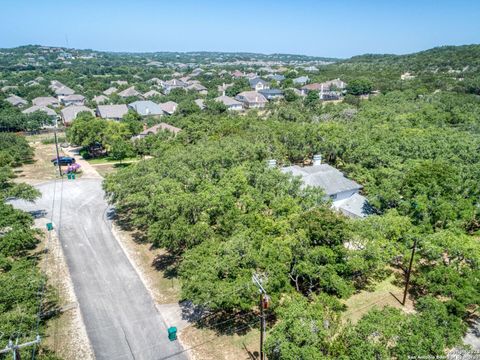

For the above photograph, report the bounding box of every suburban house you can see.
[249,77,270,91]
[132,122,182,140]
[186,83,208,95]
[61,105,94,125]
[217,83,233,94]
[117,86,141,98]
[259,88,284,101]
[32,96,59,107]
[232,70,244,78]
[214,95,243,111]
[22,105,57,117]
[61,94,85,106]
[280,155,369,218]
[401,72,415,80]
[293,76,309,85]
[235,91,268,109]
[103,87,117,96]
[96,104,129,120]
[128,100,163,116]
[54,86,75,100]
[300,79,346,99]
[111,80,128,86]
[143,90,162,98]
[194,99,205,110]
[162,79,187,94]
[93,95,109,104]
[5,95,28,107]
[159,101,178,115]
[266,74,286,82]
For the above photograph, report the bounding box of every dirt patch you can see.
[36,218,94,360]
[341,274,415,325]
[14,142,61,185]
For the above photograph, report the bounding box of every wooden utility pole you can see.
[402,237,418,306]
[253,274,268,360]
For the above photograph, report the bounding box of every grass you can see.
[86,156,139,165]
[341,273,414,325]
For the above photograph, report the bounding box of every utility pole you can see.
[54,126,62,177]
[0,336,41,359]
[402,237,418,306]
[253,274,268,360]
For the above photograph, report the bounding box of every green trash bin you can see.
[46,223,53,231]
[167,327,177,341]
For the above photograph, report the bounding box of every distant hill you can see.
[343,44,480,71]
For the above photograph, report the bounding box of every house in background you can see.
[132,122,182,140]
[128,100,163,116]
[61,105,94,125]
[266,74,286,82]
[259,88,284,101]
[162,79,187,94]
[235,91,268,109]
[22,105,57,117]
[54,86,75,101]
[32,96,59,107]
[281,155,369,218]
[249,77,269,91]
[103,87,117,96]
[194,99,205,110]
[93,95,109,104]
[187,83,208,95]
[96,104,129,120]
[214,95,243,111]
[143,90,162,98]
[62,94,85,106]
[117,86,141,98]
[293,76,309,85]
[300,79,346,100]
[5,95,28,107]
[159,101,178,115]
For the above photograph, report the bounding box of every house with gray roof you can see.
[22,105,57,117]
[214,95,243,111]
[32,96,59,107]
[117,86,141,98]
[293,76,309,85]
[235,91,268,109]
[55,86,75,100]
[96,104,129,120]
[93,95,109,104]
[187,83,208,95]
[103,87,117,96]
[61,105,94,125]
[159,101,178,115]
[194,99,205,110]
[128,100,163,116]
[162,79,187,94]
[143,90,162,98]
[266,74,286,82]
[249,77,270,91]
[61,94,85,106]
[259,89,284,101]
[132,122,182,140]
[281,155,369,218]
[5,95,28,108]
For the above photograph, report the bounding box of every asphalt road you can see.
[11,178,187,360]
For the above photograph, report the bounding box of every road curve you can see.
[11,178,187,360]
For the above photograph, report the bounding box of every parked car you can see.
[51,156,76,166]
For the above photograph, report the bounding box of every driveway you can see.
[11,179,188,360]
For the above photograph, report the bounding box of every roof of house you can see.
[32,96,59,107]
[293,76,309,84]
[187,83,208,91]
[62,94,85,102]
[159,101,178,115]
[143,90,162,98]
[194,99,205,109]
[281,164,362,196]
[61,105,94,123]
[236,91,268,104]
[117,86,140,98]
[93,95,109,104]
[5,95,28,106]
[103,87,117,96]
[139,122,182,136]
[55,86,75,96]
[215,95,242,107]
[334,193,369,218]
[22,105,57,117]
[259,89,284,96]
[164,79,187,87]
[128,100,163,116]
[266,74,286,81]
[97,104,129,119]
[249,77,268,87]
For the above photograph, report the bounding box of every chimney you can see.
[267,159,277,168]
[313,154,322,166]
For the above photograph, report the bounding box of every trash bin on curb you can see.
[168,327,177,341]
[46,223,53,231]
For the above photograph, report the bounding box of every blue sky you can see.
[1,0,479,58]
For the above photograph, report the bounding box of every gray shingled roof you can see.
[335,193,368,218]
[159,101,178,115]
[55,86,75,96]
[215,95,242,107]
[281,164,362,196]
[5,95,27,107]
[61,105,94,123]
[103,87,117,96]
[128,100,163,116]
[32,96,59,107]
[97,104,129,119]
[22,105,57,117]
[117,86,140,98]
